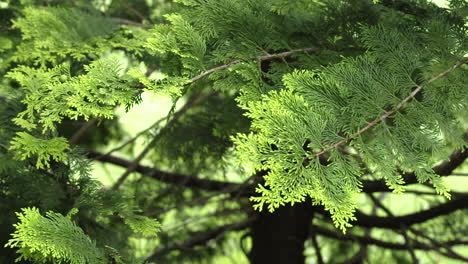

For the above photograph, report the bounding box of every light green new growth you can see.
[5,207,107,264]
[7,56,137,168]
[9,132,69,169]
[233,24,465,232]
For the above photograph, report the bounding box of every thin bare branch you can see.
[114,0,147,21]
[338,194,383,264]
[96,116,165,160]
[69,118,98,145]
[146,218,255,261]
[367,191,468,261]
[131,47,319,90]
[110,17,149,28]
[311,232,325,264]
[311,224,468,250]
[451,172,468,176]
[368,194,419,263]
[111,91,216,190]
[88,150,242,191]
[409,228,468,262]
[313,194,468,229]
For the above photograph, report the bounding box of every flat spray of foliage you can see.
[234,25,467,230]
[6,207,160,264]
[0,0,467,263]
[6,208,107,264]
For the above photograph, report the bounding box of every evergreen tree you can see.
[0,0,467,263]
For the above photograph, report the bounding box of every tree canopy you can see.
[0,0,467,263]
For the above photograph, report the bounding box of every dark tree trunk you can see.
[247,59,315,264]
[249,202,313,264]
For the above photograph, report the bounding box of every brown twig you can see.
[189,47,319,83]
[313,60,467,158]
[130,47,319,90]
[145,66,158,77]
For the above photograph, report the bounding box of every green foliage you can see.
[151,93,250,174]
[123,214,161,237]
[232,89,362,231]
[12,6,117,63]
[0,0,467,262]
[129,67,189,98]
[6,55,139,168]
[146,14,206,72]
[9,132,69,169]
[8,56,136,130]
[5,207,107,264]
[72,168,161,238]
[233,23,466,231]
[0,36,12,52]
[4,151,161,263]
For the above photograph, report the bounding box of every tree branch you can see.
[311,224,468,250]
[313,194,468,229]
[87,150,242,192]
[350,195,468,228]
[111,90,216,190]
[145,218,255,261]
[368,193,419,263]
[69,118,98,145]
[313,60,467,158]
[188,47,319,83]
[451,172,468,176]
[369,193,468,262]
[90,147,466,196]
[337,193,384,264]
[94,116,165,160]
[362,147,468,193]
[409,228,468,262]
[131,47,320,90]
[311,232,325,264]
[114,0,147,21]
